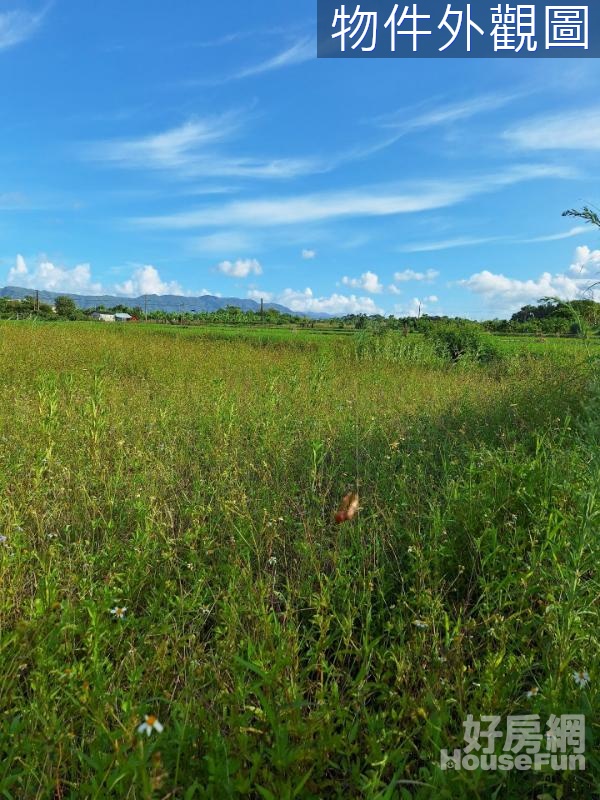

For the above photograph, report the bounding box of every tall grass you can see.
[0,322,597,798]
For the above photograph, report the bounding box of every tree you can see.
[55,296,77,317]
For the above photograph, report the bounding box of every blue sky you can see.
[1,1,600,318]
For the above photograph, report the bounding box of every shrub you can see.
[426,321,501,363]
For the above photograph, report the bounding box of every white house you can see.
[90,312,116,322]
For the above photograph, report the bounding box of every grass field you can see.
[0,322,598,798]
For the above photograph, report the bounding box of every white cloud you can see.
[193,230,256,255]
[459,268,595,313]
[7,254,103,294]
[569,245,600,276]
[342,93,521,165]
[0,10,43,50]
[87,115,317,180]
[247,289,274,303]
[522,226,590,244]
[388,284,402,295]
[195,38,314,85]
[393,268,439,282]
[250,287,383,315]
[5,255,214,298]
[341,270,383,294]
[400,226,591,252]
[400,236,500,253]
[88,117,238,169]
[280,288,383,315]
[394,296,438,317]
[505,108,600,151]
[115,265,184,296]
[233,38,313,80]
[135,165,571,230]
[302,248,316,260]
[11,254,27,277]
[377,92,519,136]
[217,258,262,278]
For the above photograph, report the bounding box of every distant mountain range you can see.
[0,286,328,319]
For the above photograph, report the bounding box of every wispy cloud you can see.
[333,92,521,167]
[400,225,590,252]
[0,8,45,51]
[85,114,321,180]
[399,236,501,253]
[191,37,314,86]
[520,226,590,243]
[192,231,256,255]
[86,115,240,170]
[504,108,600,151]
[183,22,311,50]
[375,92,519,137]
[234,37,313,79]
[133,164,573,230]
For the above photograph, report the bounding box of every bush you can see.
[426,322,501,363]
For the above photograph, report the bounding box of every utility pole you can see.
[144,295,147,322]
[35,289,39,313]
[260,297,264,324]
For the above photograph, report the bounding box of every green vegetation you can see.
[425,321,500,364]
[55,296,79,319]
[5,290,600,343]
[0,322,598,798]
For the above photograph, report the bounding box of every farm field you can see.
[0,321,598,798]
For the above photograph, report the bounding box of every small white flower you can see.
[267,556,277,567]
[110,606,127,619]
[573,670,590,688]
[526,687,540,699]
[0,535,7,544]
[412,620,428,630]
[47,533,58,540]
[137,714,164,736]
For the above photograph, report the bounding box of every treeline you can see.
[484,299,600,335]
[2,295,599,336]
[338,298,600,336]
[0,297,311,325]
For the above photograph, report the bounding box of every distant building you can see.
[90,312,116,322]
[114,313,133,321]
